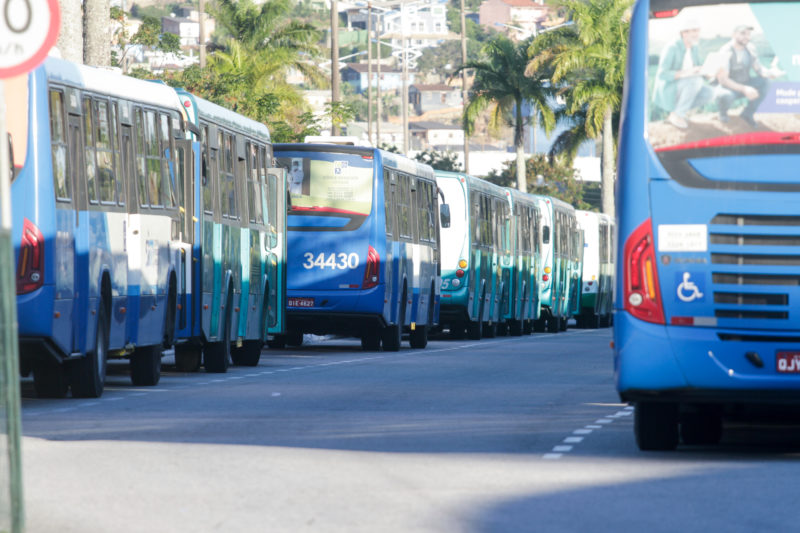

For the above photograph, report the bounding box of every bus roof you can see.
[175,88,271,142]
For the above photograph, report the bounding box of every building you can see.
[161,8,215,48]
[479,0,549,38]
[341,63,416,94]
[379,0,451,55]
[409,84,462,115]
[409,121,464,151]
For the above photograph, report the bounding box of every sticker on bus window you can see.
[657,224,707,252]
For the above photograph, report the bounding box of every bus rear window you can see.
[277,153,374,216]
[647,3,800,152]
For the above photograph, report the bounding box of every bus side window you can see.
[111,102,124,206]
[543,225,550,245]
[95,99,116,204]
[83,97,98,204]
[49,90,71,202]
[471,191,480,245]
[159,113,175,209]
[398,174,412,240]
[384,170,394,237]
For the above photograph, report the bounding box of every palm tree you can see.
[458,35,555,192]
[202,0,327,127]
[527,0,632,216]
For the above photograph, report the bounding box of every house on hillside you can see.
[409,122,464,151]
[409,84,462,115]
[479,0,549,38]
[341,64,416,94]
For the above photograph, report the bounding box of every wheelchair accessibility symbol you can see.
[676,272,704,303]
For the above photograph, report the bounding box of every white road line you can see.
[552,445,573,452]
[563,436,584,444]
[573,429,592,435]
[586,425,602,429]
[596,418,613,424]
[542,453,563,460]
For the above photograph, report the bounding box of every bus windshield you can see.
[647,2,800,152]
[437,178,467,264]
[277,152,374,216]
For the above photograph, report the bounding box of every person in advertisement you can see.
[714,24,780,126]
[652,18,716,129]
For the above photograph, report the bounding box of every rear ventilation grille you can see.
[712,254,800,266]
[712,214,800,226]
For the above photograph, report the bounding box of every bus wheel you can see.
[71,307,109,398]
[483,322,497,338]
[267,335,287,349]
[130,344,162,386]
[533,318,546,333]
[547,316,561,333]
[466,319,482,340]
[33,360,69,398]
[286,331,303,347]
[175,345,202,372]
[522,319,532,335]
[409,325,428,349]
[361,331,381,351]
[560,317,568,331]
[599,314,610,328]
[204,315,231,373]
[508,319,522,336]
[496,322,509,336]
[231,340,263,366]
[680,409,723,446]
[634,402,679,451]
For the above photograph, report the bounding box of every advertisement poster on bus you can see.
[647,3,800,150]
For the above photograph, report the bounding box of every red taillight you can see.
[542,274,549,282]
[17,218,44,294]
[623,218,665,324]
[652,8,679,18]
[362,245,380,289]
[455,269,464,278]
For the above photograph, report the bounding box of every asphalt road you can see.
[18,327,800,532]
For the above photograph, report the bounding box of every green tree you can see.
[485,154,589,208]
[459,35,555,192]
[527,0,632,216]
[414,149,463,172]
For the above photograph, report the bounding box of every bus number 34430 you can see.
[302,252,360,270]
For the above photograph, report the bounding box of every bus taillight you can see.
[362,246,380,289]
[623,218,665,324]
[17,218,44,294]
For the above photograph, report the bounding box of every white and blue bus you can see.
[576,210,614,328]
[617,0,800,449]
[273,144,441,351]
[172,90,287,373]
[9,58,190,397]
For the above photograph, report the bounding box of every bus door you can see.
[175,139,198,331]
[67,112,89,354]
[203,128,222,341]
[265,167,286,336]
[383,170,397,323]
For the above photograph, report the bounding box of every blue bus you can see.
[9,58,189,397]
[616,0,800,449]
[273,144,441,351]
[436,171,506,339]
[173,90,287,373]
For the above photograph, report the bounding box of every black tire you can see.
[409,324,428,349]
[361,330,381,351]
[560,316,568,331]
[482,321,497,338]
[204,311,231,373]
[231,340,263,366]
[496,321,509,337]
[466,318,482,340]
[508,319,522,336]
[71,307,109,398]
[533,317,546,332]
[286,331,303,347]
[547,315,561,333]
[635,402,679,451]
[130,344,162,386]
[175,344,202,372]
[33,360,69,398]
[522,319,533,335]
[383,292,406,352]
[267,334,287,349]
[680,409,723,446]
[599,314,610,328]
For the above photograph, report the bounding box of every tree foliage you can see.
[414,149,463,172]
[485,154,590,209]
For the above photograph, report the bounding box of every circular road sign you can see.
[0,0,61,79]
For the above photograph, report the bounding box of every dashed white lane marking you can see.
[271,392,281,397]
[543,405,634,460]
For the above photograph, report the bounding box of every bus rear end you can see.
[274,145,383,343]
[436,172,471,332]
[617,0,800,449]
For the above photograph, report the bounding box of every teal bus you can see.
[576,210,614,328]
[436,171,507,339]
[501,188,542,335]
[533,195,579,333]
[172,90,287,372]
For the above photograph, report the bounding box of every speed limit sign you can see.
[0,0,61,78]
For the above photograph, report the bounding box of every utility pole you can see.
[401,1,408,154]
[376,18,382,147]
[459,0,469,173]
[84,0,111,66]
[331,0,341,135]
[367,3,373,144]
[199,0,206,68]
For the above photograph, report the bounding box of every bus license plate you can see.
[776,352,800,373]
[288,297,314,308]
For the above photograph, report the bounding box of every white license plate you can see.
[288,297,314,308]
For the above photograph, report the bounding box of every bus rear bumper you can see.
[287,312,386,336]
[615,311,800,404]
